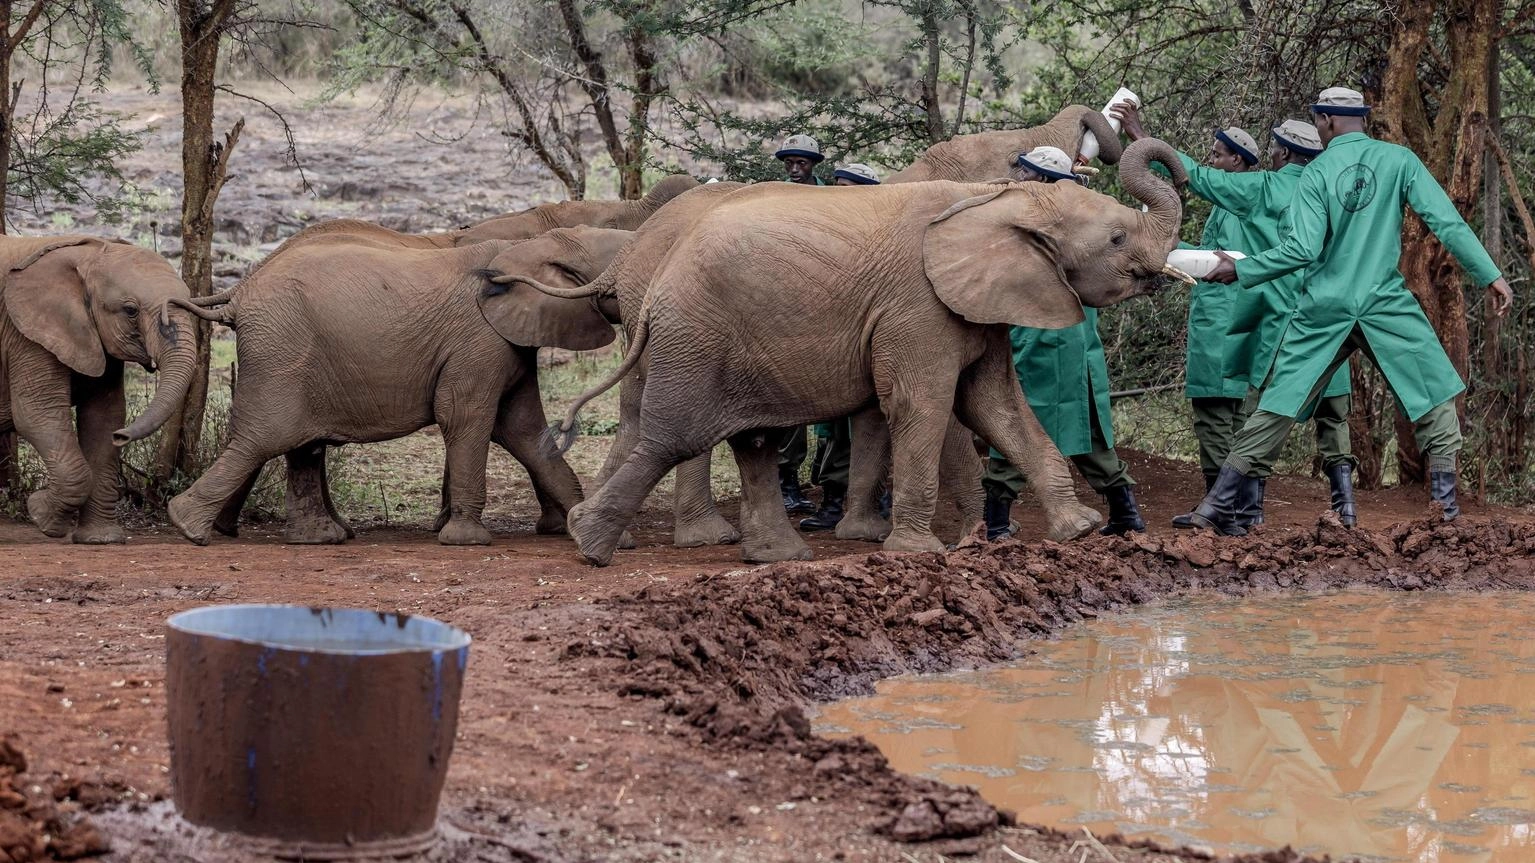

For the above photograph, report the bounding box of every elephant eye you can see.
[1110,230,1128,247]
[123,303,139,318]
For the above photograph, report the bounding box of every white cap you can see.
[1214,127,1260,165]
[1016,146,1076,181]
[832,163,880,185]
[1312,87,1370,116]
[774,134,824,163]
[1271,119,1323,155]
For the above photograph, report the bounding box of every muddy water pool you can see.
[815,591,1535,861]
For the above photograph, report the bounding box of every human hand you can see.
[1489,277,1514,316]
[1207,251,1239,284]
[1108,101,1145,141]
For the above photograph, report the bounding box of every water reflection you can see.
[815,592,1535,861]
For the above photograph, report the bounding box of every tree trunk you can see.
[919,4,944,146]
[1376,0,1500,487]
[0,0,16,496]
[620,22,660,201]
[1348,358,1385,489]
[156,0,234,487]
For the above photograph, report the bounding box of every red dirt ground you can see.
[1,451,1531,862]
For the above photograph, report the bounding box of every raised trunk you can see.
[1119,138,1186,240]
[115,311,200,444]
[1080,110,1124,165]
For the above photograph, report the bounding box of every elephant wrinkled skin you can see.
[558,139,1186,565]
[166,227,630,546]
[0,236,198,543]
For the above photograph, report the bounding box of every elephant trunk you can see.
[1080,110,1124,164]
[113,304,198,446]
[1120,137,1187,242]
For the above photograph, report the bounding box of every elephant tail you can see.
[169,296,235,325]
[487,271,599,300]
[543,306,651,456]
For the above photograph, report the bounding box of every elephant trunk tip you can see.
[111,428,134,448]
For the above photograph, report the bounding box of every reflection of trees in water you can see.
[819,594,1535,861]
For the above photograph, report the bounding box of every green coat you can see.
[1176,153,1349,400]
[1236,132,1501,420]
[1005,309,1113,457]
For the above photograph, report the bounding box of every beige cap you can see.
[774,134,824,163]
[1312,87,1370,115]
[1016,146,1076,181]
[1215,127,1260,165]
[832,163,880,185]
[1271,119,1323,155]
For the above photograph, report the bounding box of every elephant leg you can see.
[317,451,356,539]
[937,417,985,544]
[728,430,811,563]
[599,367,644,550]
[567,435,690,566]
[283,445,348,545]
[494,371,584,536]
[70,371,127,545]
[10,358,91,538]
[170,436,294,545]
[879,374,956,555]
[434,383,496,546]
[433,462,453,533]
[953,332,1099,541]
[212,467,261,537]
[836,406,892,543]
[671,453,739,548]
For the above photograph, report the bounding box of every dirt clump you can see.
[0,737,110,862]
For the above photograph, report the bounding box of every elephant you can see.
[885,104,1124,183]
[203,179,697,539]
[0,235,198,543]
[522,181,985,556]
[164,226,631,546]
[550,138,1188,566]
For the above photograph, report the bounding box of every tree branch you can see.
[215,83,311,194]
[199,116,243,226]
[6,0,49,59]
[556,0,623,167]
[1488,135,1535,276]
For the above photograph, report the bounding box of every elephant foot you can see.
[673,511,740,548]
[835,512,892,543]
[438,516,493,546]
[883,528,946,555]
[72,522,126,545]
[740,534,813,564]
[213,516,240,538]
[432,506,451,534]
[567,501,623,566]
[27,491,75,539]
[618,529,638,550]
[284,516,349,545]
[1046,501,1102,542]
[167,495,212,547]
[535,507,569,536]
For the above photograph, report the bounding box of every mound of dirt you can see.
[568,513,1535,847]
[0,737,110,861]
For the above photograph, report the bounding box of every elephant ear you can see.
[477,272,617,351]
[3,238,109,376]
[922,189,1086,330]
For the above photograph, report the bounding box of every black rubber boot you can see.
[1234,477,1266,530]
[1172,474,1218,528]
[799,485,845,532]
[984,493,1016,541]
[1430,470,1461,521]
[1326,464,1357,527]
[1099,485,1145,535]
[780,469,816,514]
[1185,466,1251,537]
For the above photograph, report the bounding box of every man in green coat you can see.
[984,146,1144,540]
[772,133,829,515]
[1186,87,1514,534]
[1115,107,1356,527]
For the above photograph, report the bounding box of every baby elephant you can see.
[167,227,630,545]
[0,236,198,542]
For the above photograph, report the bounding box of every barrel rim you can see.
[166,603,471,655]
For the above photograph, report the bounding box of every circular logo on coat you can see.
[1336,164,1377,212]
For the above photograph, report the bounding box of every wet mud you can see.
[572,513,1535,855]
